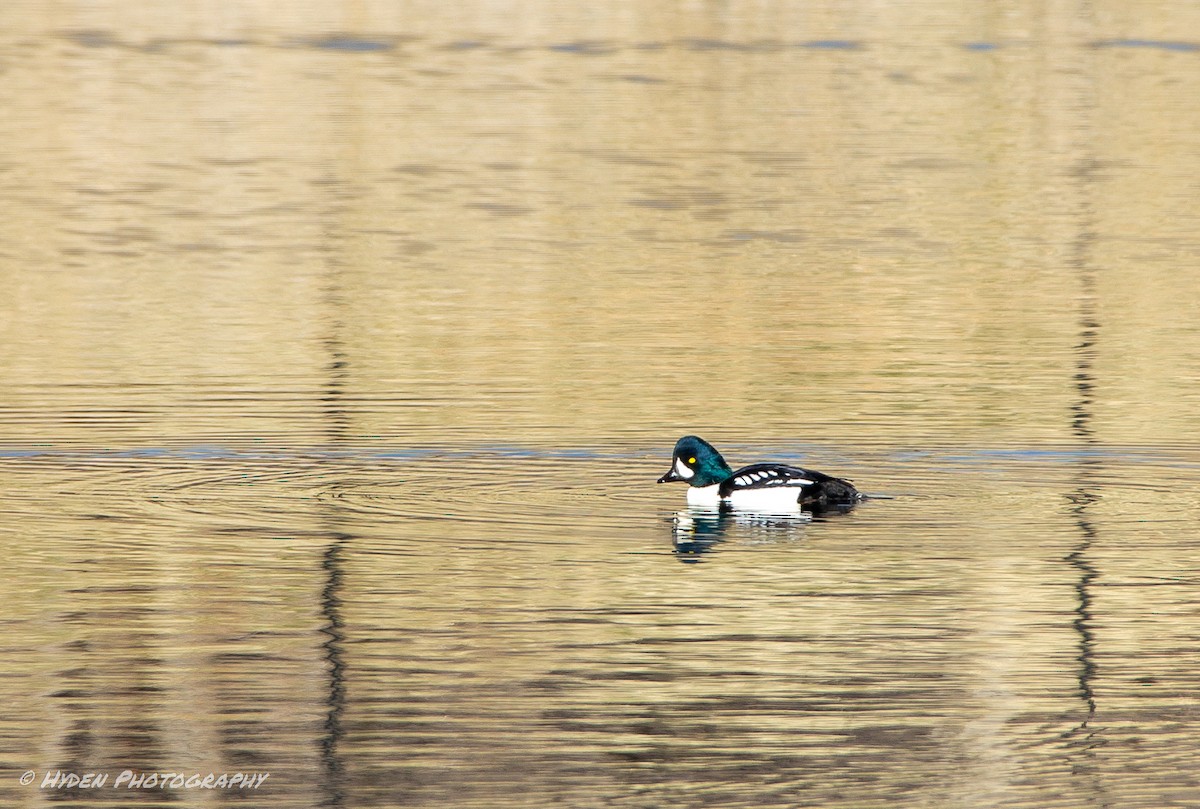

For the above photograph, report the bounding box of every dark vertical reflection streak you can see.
[319,533,349,808]
[49,641,96,804]
[1065,250,1100,735]
[317,192,352,807]
[1062,237,1108,799]
[1060,7,1108,801]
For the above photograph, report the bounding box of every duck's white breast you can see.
[686,484,721,507]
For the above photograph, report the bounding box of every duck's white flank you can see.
[726,485,804,512]
[685,483,806,512]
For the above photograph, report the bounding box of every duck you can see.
[657,435,862,513]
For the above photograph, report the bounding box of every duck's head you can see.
[657,435,734,487]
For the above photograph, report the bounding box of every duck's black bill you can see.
[658,468,683,483]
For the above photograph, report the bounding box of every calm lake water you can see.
[3,3,1200,808]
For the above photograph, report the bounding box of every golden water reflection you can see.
[2,2,1200,808]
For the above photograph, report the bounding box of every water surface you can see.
[3,3,1200,808]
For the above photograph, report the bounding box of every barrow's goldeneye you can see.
[657,435,862,513]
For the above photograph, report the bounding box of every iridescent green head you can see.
[656,435,735,488]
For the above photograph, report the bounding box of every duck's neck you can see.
[691,457,734,487]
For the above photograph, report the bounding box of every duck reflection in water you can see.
[671,506,814,562]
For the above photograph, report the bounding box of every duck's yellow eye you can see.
[687,457,696,464]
